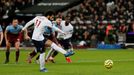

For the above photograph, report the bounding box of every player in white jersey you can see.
[22,11,74,72]
[45,16,74,63]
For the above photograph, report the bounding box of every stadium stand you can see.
[16,0,82,16]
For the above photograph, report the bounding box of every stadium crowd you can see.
[65,0,134,47]
[0,0,134,47]
[0,0,41,19]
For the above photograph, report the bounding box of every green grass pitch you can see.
[0,49,134,75]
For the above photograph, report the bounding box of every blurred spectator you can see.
[0,0,41,19]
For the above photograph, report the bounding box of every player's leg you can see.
[63,39,74,63]
[27,49,38,63]
[51,50,59,59]
[50,51,58,63]
[35,54,40,64]
[36,48,57,63]
[47,40,62,63]
[45,39,74,57]
[49,39,72,63]
[45,48,53,61]
[4,41,11,63]
[39,52,47,72]
[32,40,47,72]
[46,38,62,63]
[39,46,46,72]
[68,41,74,51]
[50,40,62,60]
[29,49,38,58]
[36,54,39,60]
[15,41,20,63]
[45,48,55,63]
[63,39,74,54]
[45,39,66,54]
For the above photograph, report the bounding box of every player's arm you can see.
[51,32,59,45]
[50,25,65,34]
[46,21,65,34]
[22,18,35,31]
[23,29,30,40]
[18,25,30,40]
[0,30,3,46]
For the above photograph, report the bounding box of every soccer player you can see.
[4,18,29,64]
[22,11,74,72]
[45,16,74,63]
[32,24,61,64]
[0,25,3,46]
[32,17,62,64]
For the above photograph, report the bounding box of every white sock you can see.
[39,53,45,70]
[71,48,74,51]
[51,43,67,54]
[34,48,37,53]
[68,48,74,52]
[45,48,54,60]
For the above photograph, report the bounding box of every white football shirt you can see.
[57,21,73,39]
[23,16,52,41]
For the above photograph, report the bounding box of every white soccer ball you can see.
[104,59,113,69]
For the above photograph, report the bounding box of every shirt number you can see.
[35,19,41,28]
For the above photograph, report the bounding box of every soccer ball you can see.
[104,59,113,69]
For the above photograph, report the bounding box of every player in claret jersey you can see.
[22,11,74,72]
[4,18,29,64]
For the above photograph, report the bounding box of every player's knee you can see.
[6,42,10,46]
[15,42,20,46]
[40,47,45,53]
[16,48,20,51]
[15,45,20,50]
[45,40,53,46]
[6,48,10,52]
[6,45,10,49]
[6,45,10,47]
[40,49,45,53]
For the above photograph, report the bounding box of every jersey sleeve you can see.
[45,21,64,33]
[5,26,10,32]
[45,20,53,27]
[19,25,23,29]
[0,25,3,32]
[51,23,57,32]
[52,25,65,34]
[22,17,36,30]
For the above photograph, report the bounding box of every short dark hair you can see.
[44,11,55,16]
[11,18,18,22]
[56,16,62,19]
[12,18,18,21]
